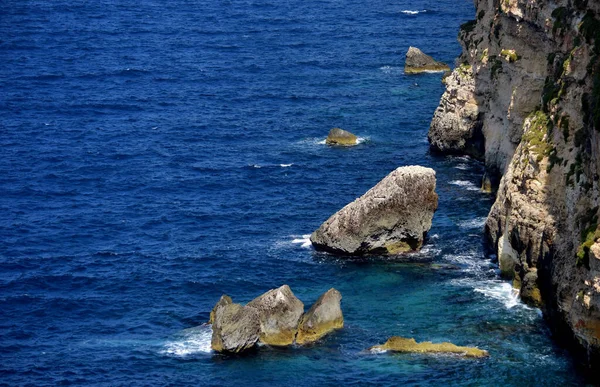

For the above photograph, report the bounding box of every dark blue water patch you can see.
[0,0,589,385]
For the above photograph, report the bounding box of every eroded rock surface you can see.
[246,285,304,346]
[211,303,260,353]
[325,128,358,146]
[209,295,232,324]
[428,0,600,367]
[296,288,343,345]
[369,336,488,358]
[428,63,484,159]
[310,166,438,255]
[210,286,343,353]
[404,46,450,74]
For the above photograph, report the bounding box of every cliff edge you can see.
[429,0,600,369]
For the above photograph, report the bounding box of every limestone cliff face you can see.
[429,0,600,368]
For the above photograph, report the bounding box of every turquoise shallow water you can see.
[0,0,587,385]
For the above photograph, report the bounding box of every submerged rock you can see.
[246,285,304,346]
[211,303,260,353]
[310,165,438,255]
[404,46,450,74]
[369,336,488,358]
[296,288,343,345]
[325,128,358,146]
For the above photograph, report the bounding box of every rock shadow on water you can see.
[310,246,438,266]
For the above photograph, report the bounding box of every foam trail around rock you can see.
[315,136,368,145]
[162,325,213,356]
[291,234,312,248]
[474,281,521,309]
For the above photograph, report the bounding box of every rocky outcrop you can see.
[211,303,260,353]
[428,63,484,159]
[296,288,343,345]
[310,166,438,255]
[369,337,488,358]
[209,295,232,324]
[573,241,600,350]
[428,0,600,368]
[404,46,450,74]
[210,286,343,353]
[326,128,358,146]
[246,285,304,346]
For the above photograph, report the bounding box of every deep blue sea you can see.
[0,0,588,385]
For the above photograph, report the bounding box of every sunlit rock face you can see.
[310,166,438,256]
[428,0,600,368]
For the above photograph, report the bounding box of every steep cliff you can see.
[429,0,600,369]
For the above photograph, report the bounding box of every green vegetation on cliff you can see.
[577,209,599,269]
[522,111,552,163]
[500,49,519,63]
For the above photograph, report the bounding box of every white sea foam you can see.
[162,325,213,357]
[449,180,480,191]
[413,243,442,258]
[291,234,312,248]
[444,252,492,274]
[316,136,368,145]
[448,276,525,310]
[379,66,402,74]
[280,163,293,167]
[454,163,470,170]
[474,281,521,309]
[457,217,487,229]
[401,10,426,15]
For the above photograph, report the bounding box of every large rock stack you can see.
[310,166,438,256]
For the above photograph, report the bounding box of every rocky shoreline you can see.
[204,0,600,373]
[428,0,600,370]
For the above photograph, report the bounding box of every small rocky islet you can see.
[310,165,438,256]
[209,285,343,353]
[325,127,358,146]
[404,46,450,74]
